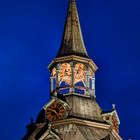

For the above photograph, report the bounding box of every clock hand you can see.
[47,108,59,116]
[59,106,63,109]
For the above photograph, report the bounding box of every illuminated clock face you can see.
[46,101,65,122]
[59,63,72,84]
[74,63,86,84]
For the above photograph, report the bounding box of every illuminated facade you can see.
[23,0,122,139]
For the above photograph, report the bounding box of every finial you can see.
[112,104,116,110]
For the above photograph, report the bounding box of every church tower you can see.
[23,0,122,139]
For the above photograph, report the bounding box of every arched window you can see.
[74,63,86,84]
[59,63,72,85]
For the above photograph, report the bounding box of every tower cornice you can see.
[48,55,98,72]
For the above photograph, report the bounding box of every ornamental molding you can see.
[51,118,110,130]
[48,55,98,72]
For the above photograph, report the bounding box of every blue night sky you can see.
[0,0,140,139]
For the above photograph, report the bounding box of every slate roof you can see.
[56,0,89,58]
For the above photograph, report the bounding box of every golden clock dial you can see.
[59,63,72,84]
[74,63,86,84]
[46,101,65,122]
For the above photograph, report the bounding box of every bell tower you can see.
[49,0,97,98]
[49,48,97,98]
[23,0,122,139]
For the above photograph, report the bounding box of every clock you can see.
[46,101,65,122]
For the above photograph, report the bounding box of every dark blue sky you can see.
[0,0,140,139]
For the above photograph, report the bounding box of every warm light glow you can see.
[51,67,57,77]
[74,63,86,84]
[59,63,72,84]
[89,68,94,77]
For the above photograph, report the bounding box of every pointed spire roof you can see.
[56,0,89,58]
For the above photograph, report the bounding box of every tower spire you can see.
[23,1,122,139]
[56,0,89,58]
